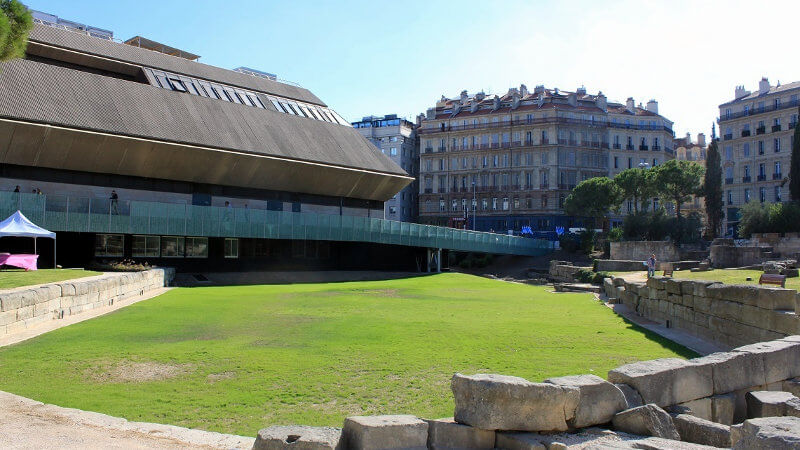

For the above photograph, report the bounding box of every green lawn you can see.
[0,273,695,435]
[0,268,102,289]
[614,269,800,291]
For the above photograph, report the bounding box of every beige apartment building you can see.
[674,132,708,217]
[417,85,674,233]
[718,78,800,236]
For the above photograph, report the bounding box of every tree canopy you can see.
[563,177,623,226]
[0,0,32,62]
[652,159,705,218]
[614,167,657,213]
[790,106,800,201]
[704,140,724,238]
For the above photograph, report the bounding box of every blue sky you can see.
[26,0,800,139]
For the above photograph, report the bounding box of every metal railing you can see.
[0,192,551,256]
[419,116,673,135]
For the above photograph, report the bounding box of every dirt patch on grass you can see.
[88,361,194,383]
[358,289,401,297]
[206,371,236,383]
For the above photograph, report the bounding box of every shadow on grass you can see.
[173,270,439,288]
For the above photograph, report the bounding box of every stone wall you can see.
[604,275,799,349]
[0,268,174,337]
[752,233,800,259]
[548,261,589,282]
[610,241,679,262]
[709,239,771,268]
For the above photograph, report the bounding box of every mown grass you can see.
[613,268,800,291]
[0,273,695,435]
[0,268,102,289]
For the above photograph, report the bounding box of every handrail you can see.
[0,191,551,256]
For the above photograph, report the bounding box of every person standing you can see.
[110,190,119,214]
[646,254,657,278]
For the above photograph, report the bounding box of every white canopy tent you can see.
[0,211,57,268]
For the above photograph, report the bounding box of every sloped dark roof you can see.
[28,23,323,106]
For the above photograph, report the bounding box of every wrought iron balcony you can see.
[757,174,767,181]
[639,145,649,150]
[772,125,782,132]
[743,176,751,183]
[725,178,733,185]
[723,134,733,141]
[774,173,783,180]
[741,130,751,137]
[613,143,621,149]
[756,126,766,135]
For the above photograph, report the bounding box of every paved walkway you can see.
[0,391,254,449]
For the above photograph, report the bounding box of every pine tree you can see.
[704,139,723,238]
[0,0,32,63]
[791,106,800,201]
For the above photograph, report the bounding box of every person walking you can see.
[13,185,19,193]
[646,254,657,278]
[110,190,119,214]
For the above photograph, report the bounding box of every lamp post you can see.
[472,181,477,231]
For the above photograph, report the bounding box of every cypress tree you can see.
[704,139,723,238]
[792,106,800,201]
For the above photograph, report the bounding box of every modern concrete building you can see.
[674,132,708,217]
[0,16,424,270]
[352,115,418,222]
[417,85,674,232]
[717,78,800,236]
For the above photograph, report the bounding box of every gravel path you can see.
[0,391,254,449]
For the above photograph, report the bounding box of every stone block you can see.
[608,358,712,407]
[758,287,796,311]
[0,309,16,326]
[15,305,34,321]
[611,404,680,440]
[673,397,713,422]
[740,304,775,329]
[711,393,736,425]
[665,279,682,295]
[451,373,579,432]
[783,378,800,397]
[681,295,695,309]
[646,277,666,290]
[746,391,799,419]
[693,296,711,314]
[342,415,427,450]
[708,284,760,306]
[735,339,800,383]
[715,300,743,322]
[615,383,643,410]
[692,281,720,297]
[494,432,545,450]
[544,374,627,428]
[673,413,731,448]
[253,425,342,450]
[771,311,800,336]
[731,416,800,449]
[425,418,494,450]
[693,351,766,394]
[680,280,695,296]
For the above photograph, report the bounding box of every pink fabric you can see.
[0,254,39,271]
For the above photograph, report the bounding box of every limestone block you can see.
[342,415,427,450]
[611,404,680,440]
[681,295,695,309]
[739,304,775,330]
[715,300,743,322]
[608,358,712,407]
[692,281,720,297]
[494,432,545,450]
[693,351,766,394]
[735,339,800,383]
[771,311,800,336]
[0,310,16,326]
[544,374,627,428]
[758,287,796,311]
[673,397,713,422]
[58,283,76,296]
[783,378,800,397]
[746,391,799,418]
[673,413,732,448]
[627,436,719,449]
[36,285,61,302]
[680,280,696,296]
[425,418,494,450]
[451,373,578,432]
[646,277,666,290]
[693,296,711,314]
[712,393,736,425]
[715,284,761,306]
[614,383,644,410]
[253,425,341,450]
[15,305,34,321]
[731,416,800,449]
[33,301,52,317]
[665,279,682,295]
[667,294,682,305]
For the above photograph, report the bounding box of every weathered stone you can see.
[625,437,718,449]
[692,351,766,394]
[711,393,736,425]
[451,373,579,432]
[746,391,798,418]
[782,378,800,397]
[615,383,644,410]
[735,339,800,383]
[425,418,494,450]
[672,414,731,448]
[665,279,682,295]
[611,404,680,440]
[757,287,796,311]
[494,432,545,450]
[673,398,712,422]
[731,416,800,449]
[341,415,427,450]
[607,359,712,407]
[253,425,342,450]
[544,374,627,428]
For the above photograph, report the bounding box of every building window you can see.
[744,189,751,203]
[161,236,185,257]
[451,199,458,212]
[492,198,498,210]
[724,146,732,160]
[760,187,766,203]
[541,195,548,208]
[776,186,782,202]
[758,141,764,155]
[132,235,160,257]
[502,197,509,210]
[95,234,123,257]
[743,143,750,157]
[774,138,781,153]
[224,238,239,258]
[390,147,397,156]
[439,198,445,212]
[776,161,782,176]
[482,198,488,210]
[186,237,209,258]
[613,156,618,169]
[727,190,733,204]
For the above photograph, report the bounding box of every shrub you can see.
[738,201,800,237]
[608,227,624,242]
[88,259,151,272]
[621,209,702,244]
[559,233,581,253]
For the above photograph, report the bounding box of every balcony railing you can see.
[626,144,635,150]
[743,176,752,183]
[419,115,674,135]
[557,184,576,190]
[540,184,549,189]
[774,173,783,180]
[639,145,649,150]
[773,125,782,132]
[612,143,621,149]
[725,178,733,185]
[652,145,661,151]
[437,146,446,152]
[423,188,433,193]
[757,174,767,181]
[723,134,733,141]
[1,192,553,257]
[756,126,766,135]
[741,130,751,137]
[718,99,800,122]
[424,147,433,153]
